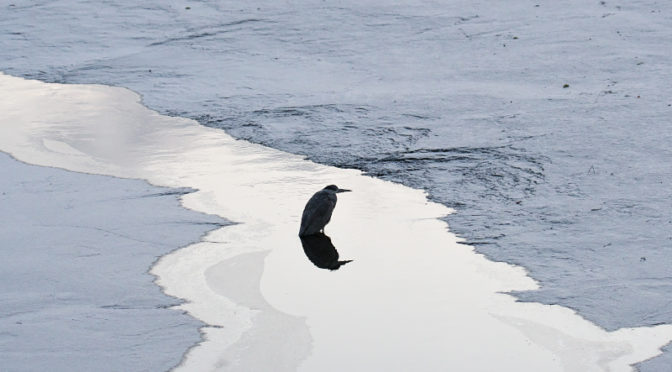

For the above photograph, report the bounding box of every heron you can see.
[299,185,351,237]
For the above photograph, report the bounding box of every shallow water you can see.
[2,1,672,369]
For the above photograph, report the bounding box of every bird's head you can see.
[324,184,351,193]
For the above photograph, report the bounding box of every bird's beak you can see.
[336,188,351,193]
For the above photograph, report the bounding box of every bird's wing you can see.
[300,191,336,234]
[301,193,330,220]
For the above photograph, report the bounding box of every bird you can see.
[299,185,350,237]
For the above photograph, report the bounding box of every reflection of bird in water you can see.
[300,233,352,270]
[299,185,350,237]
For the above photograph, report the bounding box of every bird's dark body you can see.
[299,184,351,237]
[299,189,338,237]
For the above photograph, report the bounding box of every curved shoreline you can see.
[2,73,671,370]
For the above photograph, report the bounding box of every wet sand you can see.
[1,73,671,371]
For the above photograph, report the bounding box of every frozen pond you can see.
[1,1,672,369]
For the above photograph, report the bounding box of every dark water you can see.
[2,1,671,369]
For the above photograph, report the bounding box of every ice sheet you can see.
[0,152,226,371]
